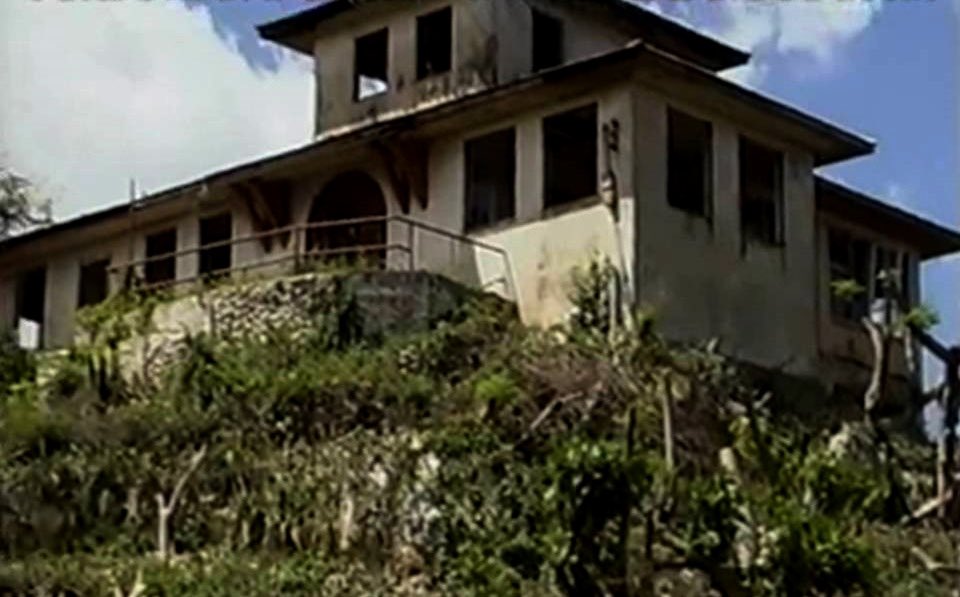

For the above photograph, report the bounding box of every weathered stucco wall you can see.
[310,0,635,136]
[631,85,820,377]
[410,83,636,325]
[312,0,497,136]
[110,271,494,380]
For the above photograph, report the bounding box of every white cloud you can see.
[884,182,912,210]
[644,0,882,86]
[0,0,313,220]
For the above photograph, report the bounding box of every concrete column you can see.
[178,218,199,282]
[45,256,78,349]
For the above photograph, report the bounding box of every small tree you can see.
[0,166,52,240]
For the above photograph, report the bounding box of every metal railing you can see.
[107,215,518,301]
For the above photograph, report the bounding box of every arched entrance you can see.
[307,171,388,267]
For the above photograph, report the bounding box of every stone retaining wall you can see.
[107,272,498,381]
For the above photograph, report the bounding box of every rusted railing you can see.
[107,215,517,301]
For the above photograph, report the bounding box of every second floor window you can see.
[354,28,389,101]
[543,104,598,209]
[532,9,564,72]
[77,258,110,308]
[740,137,784,246]
[667,108,712,217]
[145,228,177,286]
[417,7,452,80]
[199,213,233,278]
[465,128,516,231]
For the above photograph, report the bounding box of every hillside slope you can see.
[0,272,956,596]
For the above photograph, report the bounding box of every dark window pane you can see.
[16,266,46,324]
[145,228,177,286]
[667,108,712,216]
[78,259,110,308]
[355,28,389,101]
[417,7,452,80]
[828,228,870,321]
[739,137,783,245]
[532,9,563,72]
[543,104,598,208]
[199,213,232,277]
[465,128,516,231]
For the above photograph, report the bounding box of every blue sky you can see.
[190,0,958,352]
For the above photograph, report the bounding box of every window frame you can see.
[77,258,111,309]
[416,6,453,81]
[464,127,517,232]
[198,212,233,279]
[353,27,390,102]
[666,107,713,218]
[827,225,914,326]
[532,8,564,72]
[542,103,599,211]
[144,227,178,287]
[739,136,785,247]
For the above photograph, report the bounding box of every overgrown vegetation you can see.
[0,265,957,595]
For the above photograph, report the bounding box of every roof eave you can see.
[816,177,960,260]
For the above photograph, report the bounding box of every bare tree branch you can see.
[155,444,207,560]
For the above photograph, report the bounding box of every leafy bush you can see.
[0,266,950,595]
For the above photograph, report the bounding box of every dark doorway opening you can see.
[15,266,46,349]
[307,171,387,267]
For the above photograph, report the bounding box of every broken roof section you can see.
[258,0,750,72]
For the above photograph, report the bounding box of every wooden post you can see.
[937,348,960,519]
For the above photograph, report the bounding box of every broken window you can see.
[532,8,564,72]
[667,108,712,217]
[828,229,870,322]
[543,104,598,209]
[145,228,177,286]
[199,213,233,278]
[416,7,452,80]
[464,128,516,231]
[739,137,783,246]
[354,28,389,101]
[77,258,110,308]
[15,266,45,349]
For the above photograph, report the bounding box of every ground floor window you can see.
[15,266,45,349]
[78,258,110,308]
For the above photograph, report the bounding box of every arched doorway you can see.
[307,171,388,267]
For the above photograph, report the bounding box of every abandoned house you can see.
[1,0,958,397]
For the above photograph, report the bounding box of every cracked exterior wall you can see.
[311,0,630,136]
[630,85,820,377]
